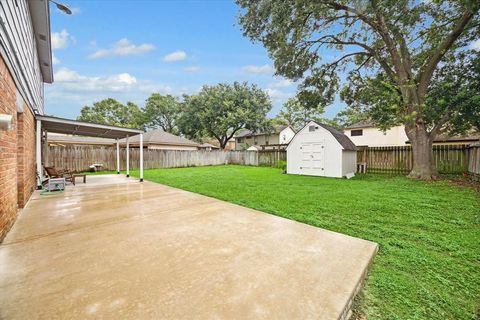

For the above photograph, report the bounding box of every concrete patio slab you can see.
[0,175,377,319]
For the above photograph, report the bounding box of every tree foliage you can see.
[274,96,340,130]
[143,94,180,133]
[178,82,272,148]
[237,0,479,178]
[77,98,144,129]
[341,51,480,134]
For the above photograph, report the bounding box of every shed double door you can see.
[300,141,325,175]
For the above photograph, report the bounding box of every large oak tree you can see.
[78,98,144,129]
[143,93,180,133]
[177,82,272,149]
[237,0,479,179]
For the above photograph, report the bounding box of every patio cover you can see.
[36,115,145,187]
[36,115,143,139]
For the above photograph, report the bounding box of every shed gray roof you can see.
[315,122,357,151]
[235,125,290,138]
[120,129,199,147]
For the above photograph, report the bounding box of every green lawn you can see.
[125,165,479,319]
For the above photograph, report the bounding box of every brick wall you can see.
[17,106,36,207]
[0,55,37,242]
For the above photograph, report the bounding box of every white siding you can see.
[279,126,296,144]
[342,150,357,176]
[344,125,408,147]
[0,0,44,113]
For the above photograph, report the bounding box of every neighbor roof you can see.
[235,125,291,138]
[120,129,199,147]
[47,133,115,145]
[314,122,357,151]
[198,143,220,149]
[345,121,375,129]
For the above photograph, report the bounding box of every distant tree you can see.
[334,107,370,128]
[274,96,338,130]
[78,98,144,129]
[237,0,479,179]
[143,94,180,133]
[177,82,272,149]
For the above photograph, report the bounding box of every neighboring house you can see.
[198,143,220,151]
[344,121,480,147]
[0,1,53,240]
[344,121,408,147]
[119,129,199,150]
[47,133,115,146]
[224,138,236,151]
[287,121,357,178]
[234,125,296,150]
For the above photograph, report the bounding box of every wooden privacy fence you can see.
[357,144,472,174]
[46,146,286,172]
[47,144,478,176]
[468,144,480,179]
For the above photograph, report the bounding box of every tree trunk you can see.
[405,124,438,179]
[219,138,227,150]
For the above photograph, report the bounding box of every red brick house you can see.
[0,0,53,241]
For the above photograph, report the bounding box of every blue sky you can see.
[46,0,345,119]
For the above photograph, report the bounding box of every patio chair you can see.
[44,166,75,185]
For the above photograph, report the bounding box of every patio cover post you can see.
[126,135,130,178]
[36,119,42,189]
[44,129,48,167]
[116,138,120,174]
[140,133,144,182]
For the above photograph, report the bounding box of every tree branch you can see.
[302,34,396,81]
[417,9,476,100]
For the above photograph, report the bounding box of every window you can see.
[309,125,317,132]
[351,129,363,136]
[237,138,243,143]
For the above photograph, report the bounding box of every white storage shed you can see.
[287,121,357,178]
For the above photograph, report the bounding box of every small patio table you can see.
[73,174,87,186]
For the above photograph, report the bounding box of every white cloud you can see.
[52,53,60,65]
[51,29,71,50]
[163,50,187,62]
[265,88,293,101]
[269,79,294,88]
[54,67,140,92]
[46,68,176,113]
[89,38,155,59]
[469,39,480,51]
[183,66,200,73]
[242,64,274,74]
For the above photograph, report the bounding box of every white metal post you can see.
[116,138,120,174]
[44,129,48,167]
[36,119,42,189]
[139,133,144,182]
[126,135,130,178]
